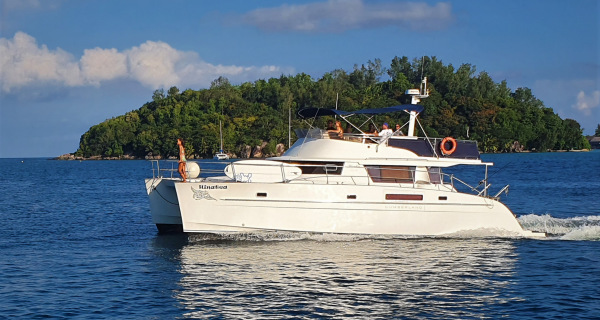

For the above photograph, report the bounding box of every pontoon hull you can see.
[175,181,542,237]
[145,177,183,233]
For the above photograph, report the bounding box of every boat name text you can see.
[385,204,425,211]
[196,185,228,190]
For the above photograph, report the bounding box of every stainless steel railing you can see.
[149,160,502,198]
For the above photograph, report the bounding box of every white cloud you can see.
[241,0,454,33]
[0,32,82,91]
[80,48,128,84]
[573,90,600,116]
[0,31,289,92]
[126,40,184,89]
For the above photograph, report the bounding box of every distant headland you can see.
[62,56,595,160]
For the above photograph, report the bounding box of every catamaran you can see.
[145,78,544,237]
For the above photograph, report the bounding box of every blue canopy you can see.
[297,104,424,119]
[297,108,349,118]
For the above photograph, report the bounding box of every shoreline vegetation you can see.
[55,148,594,161]
[64,56,595,160]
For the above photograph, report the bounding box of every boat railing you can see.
[150,159,178,179]
[149,160,497,198]
[296,127,432,144]
[149,159,232,180]
[289,163,497,198]
[296,128,394,144]
[444,173,499,198]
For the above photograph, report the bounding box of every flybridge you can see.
[298,77,430,138]
[297,104,425,139]
[294,76,480,160]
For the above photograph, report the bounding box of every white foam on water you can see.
[440,228,525,239]
[518,214,600,240]
[560,226,600,241]
[188,231,416,242]
[187,229,529,242]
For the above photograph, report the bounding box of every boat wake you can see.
[518,214,600,240]
[187,232,400,243]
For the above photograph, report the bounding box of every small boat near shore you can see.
[213,120,229,160]
[145,78,544,238]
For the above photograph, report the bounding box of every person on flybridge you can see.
[327,120,344,138]
[379,123,393,139]
[366,123,378,135]
[393,123,404,136]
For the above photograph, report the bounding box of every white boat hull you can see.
[175,181,542,237]
[214,153,229,160]
[145,177,183,232]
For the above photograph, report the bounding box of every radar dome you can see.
[186,161,200,179]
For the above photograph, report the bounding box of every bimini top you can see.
[297,104,424,119]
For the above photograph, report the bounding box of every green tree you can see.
[75,56,590,158]
[152,89,165,102]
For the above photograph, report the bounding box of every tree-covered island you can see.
[67,56,592,160]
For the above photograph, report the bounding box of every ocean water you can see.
[0,151,599,319]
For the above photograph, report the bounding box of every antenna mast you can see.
[405,58,429,137]
[420,56,425,81]
[335,93,339,110]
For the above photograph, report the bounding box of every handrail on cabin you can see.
[149,160,496,198]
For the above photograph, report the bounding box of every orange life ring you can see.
[440,137,457,155]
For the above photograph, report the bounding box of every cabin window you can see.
[386,194,423,201]
[365,166,415,183]
[428,167,442,184]
[257,193,267,197]
[291,161,344,175]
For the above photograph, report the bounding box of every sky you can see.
[0,0,598,158]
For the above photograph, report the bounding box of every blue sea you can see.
[1,151,599,319]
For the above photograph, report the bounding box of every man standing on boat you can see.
[177,138,187,182]
[379,123,393,139]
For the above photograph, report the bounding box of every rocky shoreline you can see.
[55,142,288,160]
